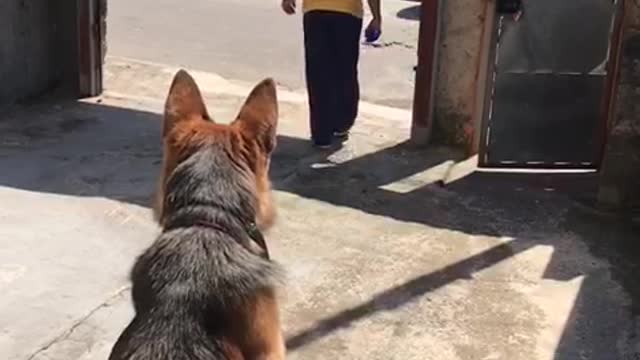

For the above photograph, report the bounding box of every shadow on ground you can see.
[0,100,638,359]
[396,5,421,21]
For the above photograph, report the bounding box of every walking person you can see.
[281,0,381,148]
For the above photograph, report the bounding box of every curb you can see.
[105,56,412,124]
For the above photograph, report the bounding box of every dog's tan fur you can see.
[154,71,277,231]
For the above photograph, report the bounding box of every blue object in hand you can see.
[365,28,381,43]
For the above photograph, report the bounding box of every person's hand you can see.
[365,17,382,42]
[281,0,296,15]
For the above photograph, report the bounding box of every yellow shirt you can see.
[303,0,364,18]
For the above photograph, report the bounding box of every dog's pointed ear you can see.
[163,70,211,136]
[233,78,278,153]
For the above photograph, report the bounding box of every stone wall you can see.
[0,2,59,104]
[598,2,640,211]
[0,2,81,105]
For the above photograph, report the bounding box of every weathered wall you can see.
[432,0,491,149]
[598,2,640,210]
[0,2,79,104]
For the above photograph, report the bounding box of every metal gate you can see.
[480,0,622,168]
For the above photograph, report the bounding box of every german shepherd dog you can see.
[108,70,285,360]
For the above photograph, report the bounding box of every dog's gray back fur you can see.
[108,144,282,360]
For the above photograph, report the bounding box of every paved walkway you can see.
[1,57,639,360]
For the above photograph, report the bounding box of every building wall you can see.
[0,2,79,104]
[598,1,640,210]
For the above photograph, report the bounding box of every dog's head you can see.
[154,70,278,230]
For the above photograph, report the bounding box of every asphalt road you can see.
[106,0,421,108]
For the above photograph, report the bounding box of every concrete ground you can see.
[106,0,420,109]
[1,57,640,360]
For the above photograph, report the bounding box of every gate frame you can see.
[476,0,625,169]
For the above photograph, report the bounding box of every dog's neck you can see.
[161,146,268,259]
[163,203,269,259]
[193,219,269,259]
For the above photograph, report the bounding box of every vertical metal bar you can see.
[77,0,103,98]
[77,0,91,96]
[410,0,442,146]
